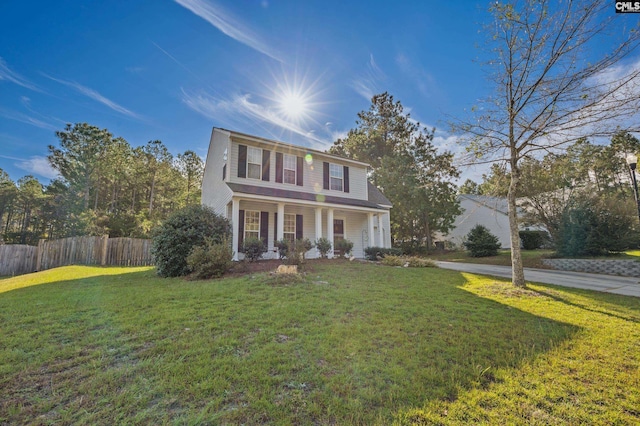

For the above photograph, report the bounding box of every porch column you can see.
[231,197,240,261]
[378,213,384,248]
[368,212,375,248]
[327,208,334,258]
[277,203,285,242]
[315,207,323,257]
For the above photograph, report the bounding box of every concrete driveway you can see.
[435,261,640,298]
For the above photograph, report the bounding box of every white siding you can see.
[444,198,512,249]
[233,199,374,258]
[201,129,233,216]
[339,210,369,258]
[228,139,369,201]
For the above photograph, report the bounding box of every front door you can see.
[333,219,344,255]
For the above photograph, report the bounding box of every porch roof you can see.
[226,182,389,210]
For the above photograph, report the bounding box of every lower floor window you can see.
[284,213,296,244]
[244,210,260,240]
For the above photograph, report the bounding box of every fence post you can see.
[101,235,109,266]
[35,239,44,271]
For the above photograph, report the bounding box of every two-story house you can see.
[201,128,392,260]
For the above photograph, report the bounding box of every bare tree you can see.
[455,0,640,287]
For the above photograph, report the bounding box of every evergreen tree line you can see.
[0,123,204,245]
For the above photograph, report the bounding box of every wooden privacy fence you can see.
[0,236,154,276]
[0,244,38,276]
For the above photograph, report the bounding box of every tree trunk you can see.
[20,203,30,244]
[94,184,99,211]
[185,175,192,205]
[148,172,156,215]
[110,183,117,214]
[84,171,91,211]
[424,211,432,250]
[508,160,526,288]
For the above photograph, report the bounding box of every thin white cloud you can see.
[15,156,59,180]
[173,0,282,62]
[0,108,57,131]
[182,89,329,149]
[151,41,204,83]
[42,74,142,120]
[395,52,436,97]
[0,57,40,92]
[330,129,349,142]
[352,54,386,101]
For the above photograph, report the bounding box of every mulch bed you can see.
[226,258,354,278]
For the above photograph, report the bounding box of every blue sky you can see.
[0,0,492,183]
[1,1,636,184]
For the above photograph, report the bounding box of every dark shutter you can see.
[260,211,269,247]
[222,164,226,180]
[296,214,303,240]
[262,150,270,181]
[323,162,329,190]
[238,145,247,178]
[275,152,283,183]
[296,156,304,186]
[274,212,278,240]
[238,210,245,252]
[343,166,349,193]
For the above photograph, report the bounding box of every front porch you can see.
[228,196,389,261]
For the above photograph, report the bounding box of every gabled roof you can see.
[367,182,392,207]
[459,195,509,215]
[227,182,390,210]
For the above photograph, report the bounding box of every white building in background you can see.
[440,195,513,249]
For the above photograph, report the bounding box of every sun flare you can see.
[279,91,308,120]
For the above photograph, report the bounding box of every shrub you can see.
[286,238,314,265]
[381,255,404,266]
[405,257,436,268]
[274,239,289,259]
[463,225,501,257]
[364,246,403,261]
[243,237,266,262]
[152,205,231,277]
[519,230,549,250]
[397,241,431,256]
[315,237,332,258]
[335,239,354,257]
[555,195,638,257]
[381,255,436,268]
[186,238,234,279]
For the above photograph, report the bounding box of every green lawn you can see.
[1,263,638,424]
[427,249,554,268]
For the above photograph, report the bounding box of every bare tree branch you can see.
[452,0,640,287]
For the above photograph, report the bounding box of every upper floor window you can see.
[283,154,297,185]
[247,147,262,180]
[329,163,343,191]
[275,152,303,186]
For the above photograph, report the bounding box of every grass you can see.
[0,263,639,424]
[427,249,554,268]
